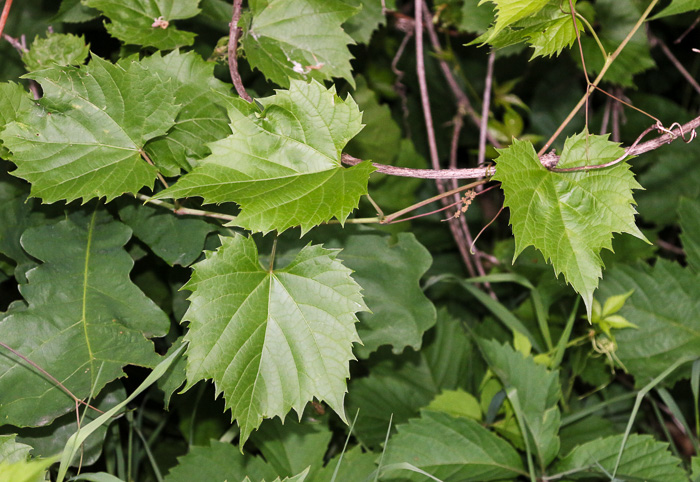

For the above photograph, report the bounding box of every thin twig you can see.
[2,32,24,52]
[656,239,684,256]
[0,0,13,39]
[135,194,237,222]
[228,0,252,102]
[391,30,414,136]
[675,15,700,44]
[140,150,169,189]
[478,51,496,166]
[415,0,440,173]
[651,33,700,96]
[342,153,495,179]
[0,341,104,414]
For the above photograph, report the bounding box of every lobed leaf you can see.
[84,0,201,49]
[0,435,32,464]
[241,0,358,88]
[181,234,366,445]
[493,133,646,317]
[154,79,373,235]
[0,207,169,427]
[22,33,90,72]
[1,55,179,203]
[479,0,549,42]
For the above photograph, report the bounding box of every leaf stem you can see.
[539,0,661,156]
[269,235,278,272]
[0,0,13,39]
[228,0,252,102]
[135,194,237,222]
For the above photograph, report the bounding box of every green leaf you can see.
[84,0,201,49]
[341,0,395,44]
[0,435,32,464]
[164,441,279,482]
[597,260,700,387]
[426,389,482,420]
[382,410,525,481]
[0,207,169,427]
[551,434,686,481]
[651,0,700,19]
[14,383,125,467]
[22,33,90,72]
[154,80,373,235]
[1,56,179,203]
[54,0,100,23]
[0,83,35,157]
[138,50,232,176]
[479,339,561,468]
[250,418,331,477]
[458,0,495,35]
[578,0,655,87]
[181,234,366,445]
[118,200,217,266]
[346,309,473,447]
[527,14,581,59]
[679,197,700,273]
[309,445,376,482]
[156,337,187,410]
[241,0,358,88]
[0,456,58,482]
[338,233,436,357]
[493,133,646,317]
[479,0,549,42]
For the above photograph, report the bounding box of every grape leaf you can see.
[337,233,436,357]
[459,0,495,35]
[54,0,100,23]
[138,50,232,176]
[479,0,549,42]
[241,0,358,88]
[84,0,201,49]
[479,339,560,469]
[493,133,646,317]
[679,197,700,273]
[0,207,169,427]
[552,434,686,481]
[154,79,373,235]
[652,0,700,19]
[0,55,179,203]
[347,309,473,447]
[382,410,525,481]
[22,33,90,72]
[597,259,700,386]
[0,83,34,157]
[181,234,366,445]
[474,4,581,59]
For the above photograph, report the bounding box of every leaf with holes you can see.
[493,132,647,317]
[241,0,358,88]
[0,56,178,203]
[181,234,366,445]
[153,79,373,235]
[84,0,201,49]
[0,207,169,427]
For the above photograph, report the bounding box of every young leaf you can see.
[382,410,526,481]
[181,234,367,445]
[479,0,549,42]
[154,80,373,235]
[597,259,700,387]
[679,197,700,273]
[478,339,561,468]
[493,133,646,317]
[84,0,201,49]
[241,0,358,88]
[0,83,35,157]
[0,56,179,203]
[0,435,32,464]
[0,207,169,427]
[22,33,90,72]
[651,0,700,19]
[338,233,435,357]
[551,434,686,481]
[138,50,232,176]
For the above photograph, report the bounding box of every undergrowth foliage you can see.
[0,0,699,481]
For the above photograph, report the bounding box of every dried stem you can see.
[478,51,496,166]
[228,0,252,102]
[342,153,495,178]
[651,33,700,96]
[136,194,237,222]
